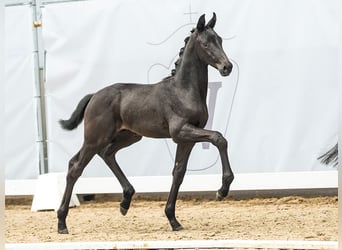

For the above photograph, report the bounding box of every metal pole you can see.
[32,0,48,174]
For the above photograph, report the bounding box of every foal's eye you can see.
[203,43,208,48]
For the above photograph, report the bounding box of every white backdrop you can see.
[5,5,39,179]
[5,0,338,180]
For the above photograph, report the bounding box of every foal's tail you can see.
[318,143,338,167]
[59,94,94,130]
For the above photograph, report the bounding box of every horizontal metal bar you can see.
[4,0,32,7]
[5,0,90,7]
[41,0,91,5]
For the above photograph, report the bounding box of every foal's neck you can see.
[174,39,209,102]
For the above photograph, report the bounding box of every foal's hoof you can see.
[172,224,184,231]
[216,191,224,201]
[58,228,69,234]
[170,220,184,231]
[120,206,128,216]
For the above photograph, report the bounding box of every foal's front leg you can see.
[172,123,234,202]
[165,142,194,231]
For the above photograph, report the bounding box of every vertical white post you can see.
[32,0,48,174]
[0,1,5,249]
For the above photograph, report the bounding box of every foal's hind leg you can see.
[57,144,98,234]
[98,130,142,215]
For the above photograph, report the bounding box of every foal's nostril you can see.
[223,63,233,75]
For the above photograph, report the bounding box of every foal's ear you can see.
[206,12,216,29]
[197,14,206,32]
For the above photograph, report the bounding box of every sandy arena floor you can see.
[5,194,337,243]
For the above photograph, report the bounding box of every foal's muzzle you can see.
[219,62,233,76]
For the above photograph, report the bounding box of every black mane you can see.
[164,29,195,80]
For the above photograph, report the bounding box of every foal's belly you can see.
[126,120,171,139]
[120,106,171,138]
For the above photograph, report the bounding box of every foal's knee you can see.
[211,132,227,149]
[172,163,186,183]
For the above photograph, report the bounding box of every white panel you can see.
[4,5,39,179]
[5,171,338,196]
[4,239,339,250]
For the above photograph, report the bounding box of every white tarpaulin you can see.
[5,0,338,180]
[5,5,39,179]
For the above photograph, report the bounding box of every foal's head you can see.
[194,13,232,76]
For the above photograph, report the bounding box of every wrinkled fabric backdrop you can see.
[5,0,338,180]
